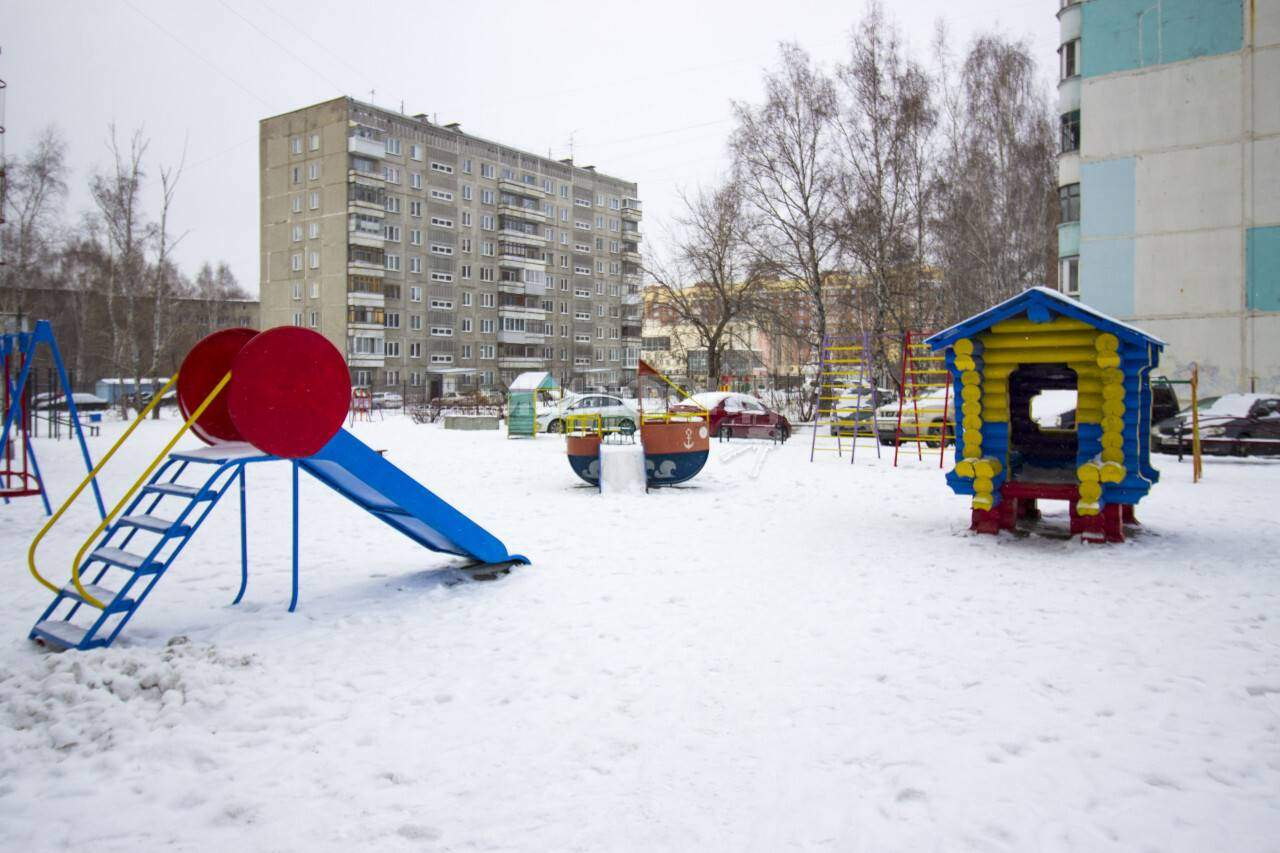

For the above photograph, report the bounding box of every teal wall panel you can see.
[1081,158,1136,239]
[1059,222,1081,258]
[1081,238,1136,317]
[1246,226,1280,311]
[1082,0,1243,78]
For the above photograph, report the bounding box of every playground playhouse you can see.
[507,371,559,437]
[927,287,1165,543]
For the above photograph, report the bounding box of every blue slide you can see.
[302,429,529,567]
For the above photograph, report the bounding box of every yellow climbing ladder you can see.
[893,331,952,467]
[809,334,878,462]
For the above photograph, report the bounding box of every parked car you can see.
[830,386,896,437]
[539,393,639,434]
[371,391,404,409]
[1057,383,1180,430]
[1151,393,1280,456]
[874,388,953,445]
[671,392,792,441]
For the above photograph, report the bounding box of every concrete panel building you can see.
[1056,0,1279,393]
[260,97,643,398]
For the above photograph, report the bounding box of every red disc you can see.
[227,327,351,458]
[178,328,259,444]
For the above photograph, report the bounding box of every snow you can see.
[597,442,647,496]
[1201,393,1275,419]
[2,413,1279,850]
[928,286,1168,348]
[1031,389,1079,426]
[507,371,556,392]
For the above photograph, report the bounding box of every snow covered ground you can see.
[2,412,1278,851]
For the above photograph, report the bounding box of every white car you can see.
[539,393,640,434]
[874,387,954,445]
[371,391,404,409]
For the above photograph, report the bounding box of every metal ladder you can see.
[892,331,952,467]
[29,444,266,651]
[809,334,880,463]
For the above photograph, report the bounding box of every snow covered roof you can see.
[508,371,557,392]
[926,287,1165,350]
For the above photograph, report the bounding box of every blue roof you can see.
[925,287,1165,350]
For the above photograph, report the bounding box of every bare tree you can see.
[1,125,69,313]
[146,144,189,415]
[833,2,941,384]
[646,179,763,389]
[731,44,841,356]
[89,125,150,409]
[933,33,1058,319]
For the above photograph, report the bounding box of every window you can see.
[462,212,472,227]
[430,299,454,310]
[481,319,495,333]
[308,311,319,328]
[409,315,423,331]
[291,282,302,300]
[480,267,494,282]
[409,200,423,218]
[575,287,591,298]
[308,162,320,181]
[462,158,473,174]
[461,264,472,280]
[462,185,473,201]
[384,166,400,184]
[386,196,401,214]
[462,291,473,307]
[1060,256,1080,298]
[385,253,401,271]
[480,163,495,179]
[480,344,495,359]
[430,354,453,364]
[431,189,454,202]
[410,172,422,189]
[409,256,422,274]
[410,229,422,246]
[309,222,320,239]
[480,292,495,307]
[1060,38,1081,80]
[292,312,303,326]
[481,189,494,205]
[431,161,454,174]
[409,286,422,302]
[310,281,319,298]
[431,271,453,283]
[410,143,422,161]
[409,342,422,358]
[385,341,401,357]
[292,195,302,213]
[1059,183,1080,223]
[430,216,454,228]
[291,136,302,154]
[461,237,473,253]
[481,241,495,257]
[575,311,590,321]
[461,344,473,359]
[385,224,402,242]
[481,214,494,230]
[386,137,402,155]
[385,369,400,385]
[430,244,454,256]
[292,225,303,242]
[309,191,320,210]
[461,317,473,333]
[291,253,303,272]
[431,327,453,337]
[1060,110,1080,154]
[385,312,401,329]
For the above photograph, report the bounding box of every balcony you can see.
[621,323,643,339]
[621,228,642,243]
[621,248,641,263]
[498,200,546,222]
[497,329,544,345]
[499,304,546,321]
[622,289,643,306]
[498,227,546,246]
[348,136,384,159]
[499,178,545,198]
[498,355,545,370]
[498,251,547,272]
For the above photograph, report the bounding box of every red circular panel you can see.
[227,327,351,458]
[178,327,259,444]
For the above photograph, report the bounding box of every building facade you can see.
[1056,0,1280,394]
[260,97,643,398]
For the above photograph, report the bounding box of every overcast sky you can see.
[2,0,1056,296]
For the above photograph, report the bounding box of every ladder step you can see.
[90,546,161,573]
[142,482,210,500]
[118,514,191,536]
[60,582,134,609]
[31,619,90,649]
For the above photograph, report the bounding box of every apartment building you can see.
[1056,0,1279,393]
[260,97,644,398]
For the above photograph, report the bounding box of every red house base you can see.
[969,481,1136,543]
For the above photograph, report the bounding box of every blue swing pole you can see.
[38,321,107,518]
[233,465,249,605]
[289,460,300,613]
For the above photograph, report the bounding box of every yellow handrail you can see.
[27,373,181,596]
[69,372,232,609]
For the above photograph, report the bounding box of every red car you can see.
[672,392,792,441]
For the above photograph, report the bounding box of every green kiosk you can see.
[507,371,559,438]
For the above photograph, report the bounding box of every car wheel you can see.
[547,419,564,434]
[618,418,636,435]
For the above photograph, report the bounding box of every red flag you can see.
[637,359,660,377]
